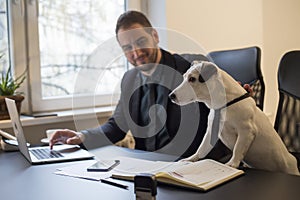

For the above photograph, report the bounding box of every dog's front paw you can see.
[225,160,240,168]
[179,155,200,162]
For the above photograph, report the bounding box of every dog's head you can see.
[169,61,223,107]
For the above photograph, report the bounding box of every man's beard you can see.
[136,48,158,73]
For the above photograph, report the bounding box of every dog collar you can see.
[217,92,251,111]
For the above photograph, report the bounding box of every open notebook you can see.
[111,157,244,191]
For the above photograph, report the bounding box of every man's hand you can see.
[238,81,253,96]
[49,129,84,149]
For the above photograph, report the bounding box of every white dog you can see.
[169,61,299,175]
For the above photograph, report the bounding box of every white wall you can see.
[262,0,300,123]
[147,0,300,124]
[165,0,263,51]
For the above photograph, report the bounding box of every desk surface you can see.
[1,145,300,200]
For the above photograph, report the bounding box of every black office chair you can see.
[207,46,265,110]
[274,51,300,164]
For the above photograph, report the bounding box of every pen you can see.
[171,171,184,178]
[100,179,128,190]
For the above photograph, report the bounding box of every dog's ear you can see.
[198,62,217,83]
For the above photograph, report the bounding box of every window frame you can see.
[7,0,135,113]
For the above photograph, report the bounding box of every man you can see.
[50,11,232,159]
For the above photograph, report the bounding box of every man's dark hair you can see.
[115,10,153,35]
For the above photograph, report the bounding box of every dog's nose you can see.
[169,93,177,101]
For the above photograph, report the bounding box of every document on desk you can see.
[54,160,111,181]
[112,157,186,175]
[111,157,244,191]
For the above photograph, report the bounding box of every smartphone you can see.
[87,160,120,172]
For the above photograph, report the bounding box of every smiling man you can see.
[50,10,229,160]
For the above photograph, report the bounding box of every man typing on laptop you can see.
[5,98,93,164]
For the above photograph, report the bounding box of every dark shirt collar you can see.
[140,48,166,85]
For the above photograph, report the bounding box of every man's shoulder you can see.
[161,49,209,74]
[120,68,140,89]
[161,49,191,74]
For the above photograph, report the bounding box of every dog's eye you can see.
[188,77,196,83]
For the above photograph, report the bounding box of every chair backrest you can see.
[179,53,209,63]
[207,46,265,110]
[274,50,300,152]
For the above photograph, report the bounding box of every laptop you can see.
[5,98,94,164]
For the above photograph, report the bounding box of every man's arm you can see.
[80,73,132,149]
[81,116,128,150]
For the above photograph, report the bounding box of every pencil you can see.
[100,179,128,190]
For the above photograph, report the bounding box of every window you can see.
[6,0,127,113]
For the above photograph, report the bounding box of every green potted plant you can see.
[0,53,26,120]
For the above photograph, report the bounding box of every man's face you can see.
[117,23,159,71]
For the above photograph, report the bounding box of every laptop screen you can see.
[5,98,32,162]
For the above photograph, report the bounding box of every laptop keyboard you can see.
[30,148,64,160]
